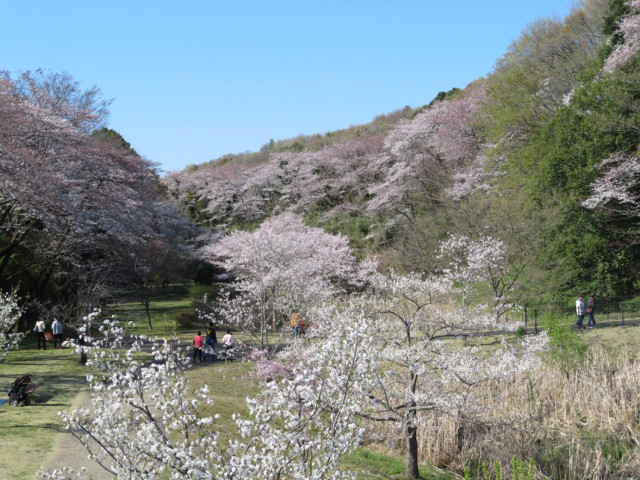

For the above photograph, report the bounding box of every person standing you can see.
[35,317,47,350]
[77,325,88,365]
[193,331,204,363]
[586,293,596,328]
[576,294,585,330]
[205,321,217,349]
[291,313,301,338]
[222,330,234,350]
[51,317,64,348]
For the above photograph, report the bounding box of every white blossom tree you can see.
[39,261,546,480]
[439,234,525,321]
[40,314,375,480]
[0,290,23,362]
[324,270,547,479]
[603,0,640,73]
[582,151,640,218]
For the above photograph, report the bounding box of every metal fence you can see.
[522,295,640,333]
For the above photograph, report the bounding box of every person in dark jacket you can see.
[586,293,596,328]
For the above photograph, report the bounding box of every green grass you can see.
[0,342,90,480]
[342,448,455,480]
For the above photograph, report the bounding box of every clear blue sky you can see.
[2,0,574,173]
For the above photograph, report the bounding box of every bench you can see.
[44,332,65,347]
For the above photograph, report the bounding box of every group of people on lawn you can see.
[192,313,308,363]
[192,322,234,363]
[33,316,64,350]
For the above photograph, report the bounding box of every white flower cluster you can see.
[41,317,370,479]
[0,290,24,362]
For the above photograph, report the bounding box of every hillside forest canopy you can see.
[4,0,640,479]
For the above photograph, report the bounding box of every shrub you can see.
[174,311,197,329]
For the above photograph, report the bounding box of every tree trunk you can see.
[406,420,420,479]
[145,300,153,330]
[406,368,420,479]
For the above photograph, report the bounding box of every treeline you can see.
[165,0,640,301]
[0,70,200,326]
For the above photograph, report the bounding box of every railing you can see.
[522,295,640,332]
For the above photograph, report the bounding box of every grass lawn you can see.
[0,335,90,480]
[342,448,455,480]
[580,322,640,359]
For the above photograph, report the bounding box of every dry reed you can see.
[364,346,640,479]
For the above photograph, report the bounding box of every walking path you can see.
[40,339,240,479]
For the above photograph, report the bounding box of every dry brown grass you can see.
[364,327,640,479]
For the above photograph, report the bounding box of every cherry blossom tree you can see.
[0,70,196,314]
[163,133,386,226]
[39,263,545,480]
[439,234,525,321]
[322,271,547,479]
[9,68,111,132]
[366,81,489,215]
[603,0,640,73]
[201,212,376,353]
[0,290,23,362]
[582,151,640,217]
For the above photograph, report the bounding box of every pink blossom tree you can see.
[0,70,195,316]
[163,132,386,225]
[366,81,489,215]
[603,0,640,73]
[201,212,376,353]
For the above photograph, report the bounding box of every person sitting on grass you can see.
[193,331,204,363]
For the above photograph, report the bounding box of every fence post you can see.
[534,309,538,334]
[621,299,625,327]
[524,304,528,333]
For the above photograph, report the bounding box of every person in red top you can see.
[193,331,204,363]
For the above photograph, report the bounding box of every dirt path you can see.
[40,345,235,479]
[41,391,113,480]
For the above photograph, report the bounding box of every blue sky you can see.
[2,0,574,173]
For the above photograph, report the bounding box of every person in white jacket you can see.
[222,330,234,350]
[35,317,47,350]
[575,294,585,330]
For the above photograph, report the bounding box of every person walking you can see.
[193,331,204,363]
[51,317,64,348]
[35,317,47,350]
[586,293,596,328]
[576,294,585,330]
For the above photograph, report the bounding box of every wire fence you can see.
[521,295,640,333]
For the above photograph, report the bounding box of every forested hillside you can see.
[164,0,640,301]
